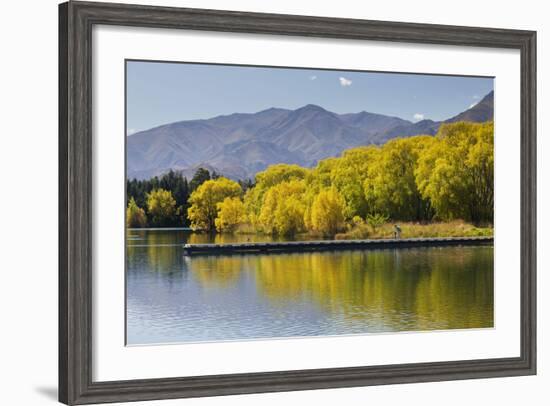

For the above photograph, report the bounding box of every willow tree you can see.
[187,177,242,231]
[244,164,309,228]
[329,146,379,220]
[126,197,147,228]
[309,188,346,236]
[254,163,309,188]
[415,121,494,224]
[215,197,246,233]
[258,179,307,236]
[363,136,435,221]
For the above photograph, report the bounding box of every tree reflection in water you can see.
[127,229,493,343]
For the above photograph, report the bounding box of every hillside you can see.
[127,91,494,180]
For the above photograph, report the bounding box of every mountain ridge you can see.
[127,91,494,180]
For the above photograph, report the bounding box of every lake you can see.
[126,229,494,345]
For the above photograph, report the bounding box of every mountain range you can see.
[127,91,493,180]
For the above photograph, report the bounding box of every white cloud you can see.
[473,94,480,99]
[469,101,479,109]
[127,128,139,136]
[309,75,317,81]
[413,113,424,121]
[339,77,352,87]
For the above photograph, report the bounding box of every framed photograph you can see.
[59,1,536,404]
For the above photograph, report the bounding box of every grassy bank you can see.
[227,220,493,241]
[335,220,493,240]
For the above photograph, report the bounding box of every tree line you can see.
[126,167,252,228]
[127,121,494,235]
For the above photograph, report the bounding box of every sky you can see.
[126,60,494,135]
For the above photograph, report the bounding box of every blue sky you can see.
[126,60,493,134]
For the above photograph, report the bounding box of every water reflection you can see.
[126,229,493,344]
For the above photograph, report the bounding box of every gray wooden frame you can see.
[59,1,537,404]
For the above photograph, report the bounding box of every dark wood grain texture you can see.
[58,1,536,404]
[58,2,69,403]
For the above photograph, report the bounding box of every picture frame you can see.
[59,1,536,404]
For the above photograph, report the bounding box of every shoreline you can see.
[182,236,493,256]
[127,227,193,231]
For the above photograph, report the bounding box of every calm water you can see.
[126,229,494,345]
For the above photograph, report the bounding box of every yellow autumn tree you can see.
[126,197,147,228]
[180,123,494,236]
[254,163,309,188]
[415,121,494,223]
[146,188,176,227]
[310,188,346,236]
[188,177,242,231]
[363,136,435,221]
[215,197,246,233]
[244,164,309,229]
[258,179,306,236]
[329,146,379,219]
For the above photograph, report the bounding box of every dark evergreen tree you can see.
[127,170,192,227]
[238,178,255,193]
[189,167,211,192]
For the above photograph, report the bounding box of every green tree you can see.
[126,197,147,228]
[159,170,190,226]
[244,164,309,229]
[258,179,306,236]
[146,188,176,227]
[310,188,346,236]
[363,136,435,221]
[189,167,211,192]
[415,122,493,223]
[365,213,389,231]
[238,178,255,193]
[188,178,242,231]
[215,197,246,232]
[159,170,189,205]
[127,171,191,227]
[332,146,379,219]
[127,178,150,209]
[126,120,493,233]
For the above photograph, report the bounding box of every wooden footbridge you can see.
[182,236,493,256]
